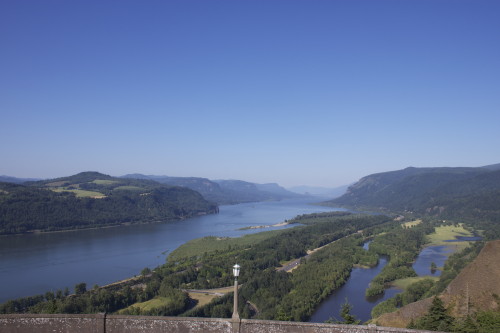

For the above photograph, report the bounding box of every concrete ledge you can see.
[0,314,444,333]
[107,315,233,333]
[239,320,431,333]
[0,313,106,333]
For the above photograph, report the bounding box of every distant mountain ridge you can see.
[481,163,500,171]
[288,184,349,198]
[0,175,42,184]
[122,174,303,204]
[0,172,218,235]
[326,164,500,219]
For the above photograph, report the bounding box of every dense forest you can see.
[326,166,500,233]
[0,172,218,234]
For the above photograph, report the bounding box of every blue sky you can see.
[1,0,499,187]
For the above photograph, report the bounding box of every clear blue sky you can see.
[1,0,499,187]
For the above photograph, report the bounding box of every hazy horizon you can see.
[2,1,499,188]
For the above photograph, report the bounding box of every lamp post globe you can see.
[233,264,240,278]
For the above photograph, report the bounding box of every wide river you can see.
[0,198,339,304]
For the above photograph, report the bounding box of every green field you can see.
[113,185,144,191]
[92,179,119,185]
[119,297,170,313]
[402,219,422,228]
[52,188,105,198]
[427,224,473,246]
[168,229,286,262]
[391,276,439,290]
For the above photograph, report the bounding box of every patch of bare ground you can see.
[375,240,500,328]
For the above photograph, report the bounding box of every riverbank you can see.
[0,213,213,237]
[237,221,290,230]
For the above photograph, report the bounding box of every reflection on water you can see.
[445,236,482,242]
[412,245,452,277]
[310,236,481,323]
[309,245,401,323]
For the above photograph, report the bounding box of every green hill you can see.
[326,166,500,224]
[0,172,218,235]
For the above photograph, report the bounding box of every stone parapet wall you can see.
[0,313,105,333]
[107,315,233,333]
[0,314,442,333]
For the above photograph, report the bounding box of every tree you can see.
[275,306,292,321]
[455,315,478,333]
[74,282,87,295]
[430,262,437,274]
[325,298,362,325]
[141,267,152,276]
[410,296,453,331]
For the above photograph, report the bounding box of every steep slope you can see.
[327,166,500,215]
[0,172,218,235]
[214,179,302,203]
[121,174,230,203]
[122,174,303,204]
[376,240,500,327]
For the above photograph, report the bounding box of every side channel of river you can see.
[0,198,338,304]
[309,242,400,323]
[310,237,480,323]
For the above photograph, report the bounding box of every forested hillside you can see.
[326,166,500,225]
[0,172,218,235]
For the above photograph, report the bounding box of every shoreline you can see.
[238,221,290,230]
[0,214,209,237]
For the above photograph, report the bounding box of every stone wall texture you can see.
[0,314,443,333]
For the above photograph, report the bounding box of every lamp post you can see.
[232,264,240,320]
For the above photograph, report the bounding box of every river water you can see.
[0,198,338,304]
[310,237,479,323]
[309,245,401,323]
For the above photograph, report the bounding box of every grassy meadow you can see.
[92,179,119,185]
[391,276,439,290]
[52,188,105,198]
[119,297,170,314]
[168,229,285,262]
[427,224,474,247]
[402,219,422,228]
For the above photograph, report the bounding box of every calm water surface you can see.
[309,245,401,323]
[311,238,479,323]
[412,245,452,277]
[0,198,338,303]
